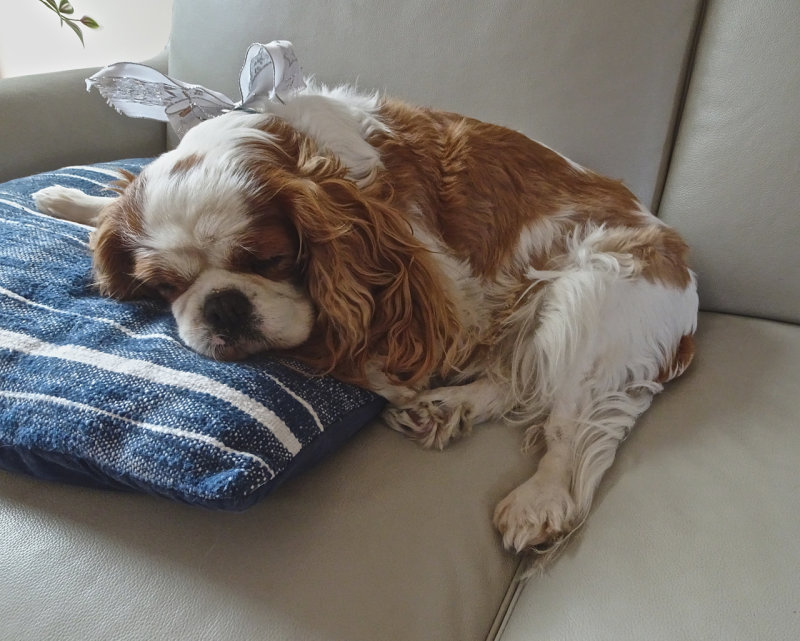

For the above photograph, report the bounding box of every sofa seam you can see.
[652,0,710,215]
[483,561,529,641]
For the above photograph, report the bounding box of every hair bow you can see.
[86,40,306,137]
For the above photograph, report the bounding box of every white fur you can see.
[267,85,387,185]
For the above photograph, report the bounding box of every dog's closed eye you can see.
[153,281,182,302]
[236,251,299,281]
[250,255,289,273]
[132,258,190,303]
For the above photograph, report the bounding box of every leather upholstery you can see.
[0,57,166,183]
[498,313,800,640]
[169,0,702,209]
[1,1,798,640]
[1,419,530,641]
[659,0,800,323]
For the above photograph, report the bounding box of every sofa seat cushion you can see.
[497,312,800,641]
[0,410,532,641]
[0,160,385,510]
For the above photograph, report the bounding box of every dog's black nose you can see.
[203,289,253,336]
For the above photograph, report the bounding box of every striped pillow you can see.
[0,160,385,509]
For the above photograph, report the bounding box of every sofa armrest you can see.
[0,52,168,182]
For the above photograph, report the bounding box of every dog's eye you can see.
[153,282,179,301]
[251,256,284,272]
[249,255,296,277]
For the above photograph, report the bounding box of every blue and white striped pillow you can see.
[0,159,385,509]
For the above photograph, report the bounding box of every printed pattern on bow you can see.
[86,40,306,137]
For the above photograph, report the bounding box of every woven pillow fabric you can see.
[0,159,385,510]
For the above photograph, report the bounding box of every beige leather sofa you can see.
[1,1,798,639]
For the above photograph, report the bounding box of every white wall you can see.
[0,0,172,78]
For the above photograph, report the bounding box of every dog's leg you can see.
[493,380,658,556]
[493,260,696,559]
[382,377,509,450]
[33,186,114,225]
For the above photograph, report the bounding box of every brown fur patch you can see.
[658,333,695,383]
[169,153,204,177]
[593,225,693,288]
[370,100,647,279]
[107,168,138,195]
[90,174,147,299]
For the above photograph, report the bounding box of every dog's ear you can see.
[89,193,143,300]
[285,175,463,386]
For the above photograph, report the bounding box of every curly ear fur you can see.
[283,173,463,387]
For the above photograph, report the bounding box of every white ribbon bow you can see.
[86,40,306,137]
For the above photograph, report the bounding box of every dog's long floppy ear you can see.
[89,172,144,300]
[285,175,463,387]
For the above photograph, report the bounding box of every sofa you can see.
[1,0,798,639]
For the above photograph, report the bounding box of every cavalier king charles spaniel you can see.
[35,84,698,560]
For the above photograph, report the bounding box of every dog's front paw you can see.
[383,397,473,450]
[32,185,81,217]
[493,478,578,553]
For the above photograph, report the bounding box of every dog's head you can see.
[91,111,460,385]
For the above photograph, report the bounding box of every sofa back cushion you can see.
[658,0,800,322]
[168,0,702,209]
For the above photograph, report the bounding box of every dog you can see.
[34,83,698,559]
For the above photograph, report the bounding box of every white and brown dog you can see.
[35,84,698,559]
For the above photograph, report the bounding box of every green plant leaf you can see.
[65,19,85,46]
[40,0,59,12]
[80,16,100,29]
[59,1,74,15]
